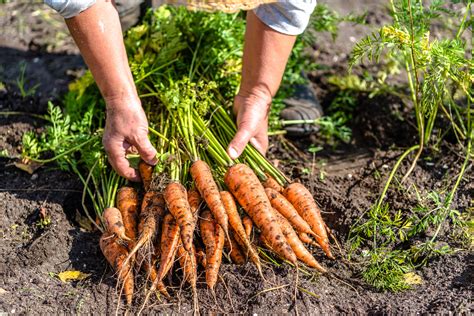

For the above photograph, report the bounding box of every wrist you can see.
[236,85,273,106]
[104,89,141,111]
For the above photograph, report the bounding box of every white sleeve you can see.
[44,0,96,19]
[253,1,317,36]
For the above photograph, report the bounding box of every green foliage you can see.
[350,0,472,149]
[304,4,367,43]
[349,189,467,291]
[346,0,473,291]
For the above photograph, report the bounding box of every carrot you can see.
[124,191,166,268]
[224,163,296,264]
[298,232,321,248]
[208,221,225,290]
[116,187,139,249]
[283,183,333,259]
[220,191,262,274]
[265,188,317,238]
[272,210,326,273]
[137,250,158,284]
[103,207,131,241]
[190,160,230,241]
[139,160,154,191]
[187,188,202,222]
[224,232,246,265]
[199,210,216,262]
[200,210,224,290]
[177,240,199,313]
[150,213,181,297]
[164,182,195,252]
[262,174,284,193]
[177,242,198,286]
[242,215,253,239]
[195,244,207,268]
[100,232,134,305]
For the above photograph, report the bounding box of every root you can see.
[293,264,300,316]
[324,223,342,258]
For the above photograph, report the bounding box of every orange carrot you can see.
[137,250,158,284]
[103,207,131,241]
[150,213,180,297]
[100,232,134,305]
[262,174,284,193]
[177,242,198,286]
[242,215,253,239]
[195,244,207,268]
[199,210,216,262]
[139,160,154,191]
[224,163,296,264]
[265,187,317,238]
[200,210,224,290]
[187,188,202,222]
[225,232,246,265]
[164,182,195,252]
[116,187,139,249]
[220,191,262,274]
[298,232,321,248]
[284,183,333,259]
[208,222,225,290]
[190,160,230,240]
[272,210,326,272]
[177,240,199,313]
[125,191,166,268]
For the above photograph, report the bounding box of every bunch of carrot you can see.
[78,75,335,311]
[99,155,334,307]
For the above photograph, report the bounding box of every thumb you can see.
[134,135,158,165]
[227,126,252,160]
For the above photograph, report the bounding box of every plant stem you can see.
[376,145,419,210]
[25,136,98,163]
[0,111,47,120]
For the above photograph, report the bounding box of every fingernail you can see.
[228,147,238,160]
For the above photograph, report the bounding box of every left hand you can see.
[227,90,272,159]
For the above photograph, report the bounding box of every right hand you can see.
[102,95,157,181]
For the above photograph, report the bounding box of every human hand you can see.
[102,96,157,181]
[227,90,272,160]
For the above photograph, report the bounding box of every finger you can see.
[134,135,158,165]
[104,141,141,182]
[227,126,252,160]
[249,134,268,156]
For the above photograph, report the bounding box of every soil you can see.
[0,1,472,315]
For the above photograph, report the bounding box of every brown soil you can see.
[0,1,472,315]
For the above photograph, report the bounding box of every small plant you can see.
[15,61,40,98]
[348,0,473,291]
[36,207,51,229]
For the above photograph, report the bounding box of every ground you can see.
[0,1,472,314]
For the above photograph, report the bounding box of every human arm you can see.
[227,1,316,159]
[63,0,157,181]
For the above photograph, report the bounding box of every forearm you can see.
[239,11,297,103]
[65,0,137,101]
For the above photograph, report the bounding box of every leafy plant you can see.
[348,0,473,291]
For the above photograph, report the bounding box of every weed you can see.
[15,62,39,98]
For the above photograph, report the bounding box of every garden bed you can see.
[0,1,472,314]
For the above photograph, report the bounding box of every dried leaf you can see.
[57,270,90,283]
[403,272,423,285]
[14,159,43,174]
